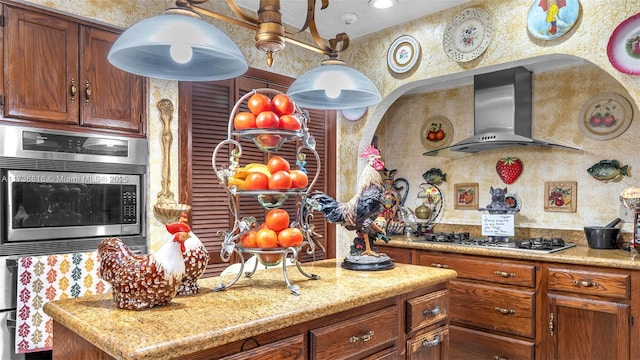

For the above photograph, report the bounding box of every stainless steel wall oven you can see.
[0,124,148,360]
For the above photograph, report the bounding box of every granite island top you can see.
[43,258,456,360]
[384,236,640,270]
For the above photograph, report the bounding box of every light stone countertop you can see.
[43,258,456,360]
[383,237,640,270]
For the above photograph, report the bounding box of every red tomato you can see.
[277,227,304,247]
[289,170,308,189]
[278,115,301,131]
[233,111,256,130]
[265,209,290,232]
[244,172,269,190]
[255,111,280,128]
[267,155,290,174]
[255,228,278,248]
[247,93,272,116]
[268,170,292,190]
[272,94,295,116]
[240,230,258,248]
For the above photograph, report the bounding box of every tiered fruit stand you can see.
[211,89,322,295]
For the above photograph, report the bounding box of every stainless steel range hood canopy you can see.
[424,66,579,156]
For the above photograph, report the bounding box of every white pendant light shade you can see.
[287,60,381,110]
[108,14,248,81]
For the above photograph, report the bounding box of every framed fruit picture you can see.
[454,183,478,210]
[544,181,577,212]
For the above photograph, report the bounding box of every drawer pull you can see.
[494,307,516,315]
[494,271,516,278]
[493,356,507,360]
[573,280,599,287]
[348,330,374,343]
[423,306,441,316]
[430,263,449,268]
[421,335,440,347]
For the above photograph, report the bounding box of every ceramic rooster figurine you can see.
[167,214,210,296]
[97,229,190,310]
[307,145,392,270]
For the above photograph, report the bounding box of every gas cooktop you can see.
[416,232,576,254]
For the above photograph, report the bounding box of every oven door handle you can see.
[5,310,16,330]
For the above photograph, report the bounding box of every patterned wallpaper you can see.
[24,0,640,256]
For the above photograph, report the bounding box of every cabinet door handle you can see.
[423,306,441,316]
[421,335,440,347]
[85,80,92,105]
[494,271,516,278]
[70,78,77,103]
[573,280,599,287]
[494,307,516,315]
[549,312,555,336]
[348,330,374,343]
[430,263,448,268]
[493,356,507,360]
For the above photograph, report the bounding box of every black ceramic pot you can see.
[584,218,622,249]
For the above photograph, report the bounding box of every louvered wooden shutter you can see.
[179,70,335,277]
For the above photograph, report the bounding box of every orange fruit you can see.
[240,230,258,248]
[256,228,278,248]
[277,227,304,247]
[265,209,290,232]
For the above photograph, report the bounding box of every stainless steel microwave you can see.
[0,124,148,256]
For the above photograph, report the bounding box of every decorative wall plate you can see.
[504,193,522,212]
[420,115,454,150]
[578,93,632,141]
[607,12,640,75]
[340,107,367,121]
[387,35,421,74]
[526,0,581,40]
[443,7,493,63]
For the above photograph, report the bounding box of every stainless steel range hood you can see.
[424,66,579,156]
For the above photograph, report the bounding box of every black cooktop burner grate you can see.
[418,233,575,253]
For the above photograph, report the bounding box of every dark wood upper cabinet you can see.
[2,3,145,136]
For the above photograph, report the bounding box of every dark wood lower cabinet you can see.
[375,244,640,360]
[449,325,534,360]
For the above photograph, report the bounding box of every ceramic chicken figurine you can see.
[97,230,190,310]
[168,214,210,296]
[308,145,391,269]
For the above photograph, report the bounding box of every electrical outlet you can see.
[620,203,635,223]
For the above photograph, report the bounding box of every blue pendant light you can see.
[108,10,248,81]
[287,59,381,110]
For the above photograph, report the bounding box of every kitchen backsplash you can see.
[375,63,639,235]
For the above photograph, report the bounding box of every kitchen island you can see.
[44,258,457,360]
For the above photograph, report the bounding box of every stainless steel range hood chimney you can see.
[424,66,579,156]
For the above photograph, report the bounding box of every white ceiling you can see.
[233,0,471,40]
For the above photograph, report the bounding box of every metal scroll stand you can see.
[152,99,191,224]
[211,88,323,295]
